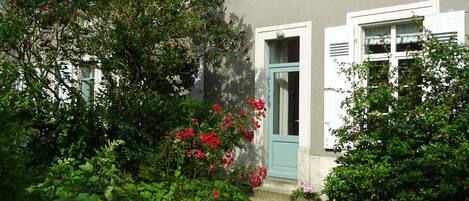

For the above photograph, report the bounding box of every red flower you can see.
[238,171,244,179]
[224,115,233,127]
[209,164,217,172]
[192,119,200,126]
[249,166,267,187]
[186,150,192,158]
[219,115,233,129]
[251,117,261,130]
[222,150,234,168]
[239,123,245,132]
[248,98,267,117]
[176,131,184,140]
[176,128,195,140]
[213,103,223,113]
[193,149,206,159]
[184,128,195,139]
[213,191,219,200]
[200,132,221,150]
[244,130,254,142]
[240,110,247,117]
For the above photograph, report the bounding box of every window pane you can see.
[368,60,390,113]
[268,37,299,64]
[396,22,422,52]
[365,26,391,54]
[368,61,389,86]
[272,71,299,136]
[81,67,94,102]
[398,59,423,107]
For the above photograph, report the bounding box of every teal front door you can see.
[268,63,299,179]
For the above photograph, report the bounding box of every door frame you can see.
[255,21,312,181]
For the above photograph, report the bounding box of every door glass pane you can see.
[273,71,299,136]
[396,22,422,52]
[364,26,391,54]
[268,37,299,64]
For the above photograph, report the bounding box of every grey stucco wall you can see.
[206,0,469,158]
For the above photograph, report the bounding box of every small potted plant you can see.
[290,182,321,201]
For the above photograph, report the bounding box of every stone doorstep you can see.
[249,177,297,201]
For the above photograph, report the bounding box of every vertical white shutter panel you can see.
[324,25,354,149]
[424,10,465,43]
[94,68,103,94]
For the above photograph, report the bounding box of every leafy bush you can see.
[323,33,469,200]
[28,140,132,200]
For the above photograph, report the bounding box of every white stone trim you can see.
[347,0,439,25]
[255,21,312,181]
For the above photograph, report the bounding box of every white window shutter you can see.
[94,68,103,94]
[424,10,465,43]
[324,25,354,150]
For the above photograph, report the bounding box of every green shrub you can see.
[28,140,132,201]
[323,34,469,200]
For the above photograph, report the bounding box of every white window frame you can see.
[347,0,439,100]
[362,22,423,100]
[347,0,439,64]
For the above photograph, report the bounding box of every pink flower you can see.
[213,103,223,113]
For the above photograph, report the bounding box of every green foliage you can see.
[29,140,249,201]
[0,0,247,199]
[125,179,249,201]
[323,34,469,200]
[0,62,35,200]
[28,140,132,201]
[290,188,321,201]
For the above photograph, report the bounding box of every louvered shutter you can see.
[324,25,354,150]
[424,10,465,43]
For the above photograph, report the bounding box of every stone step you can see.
[249,177,297,201]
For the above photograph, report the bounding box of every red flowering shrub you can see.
[172,97,267,189]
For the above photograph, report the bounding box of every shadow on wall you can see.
[204,13,254,110]
[204,13,268,165]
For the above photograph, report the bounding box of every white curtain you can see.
[365,26,391,45]
[270,40,288,63]
[396,23,421,44]
[274,72,289,135]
